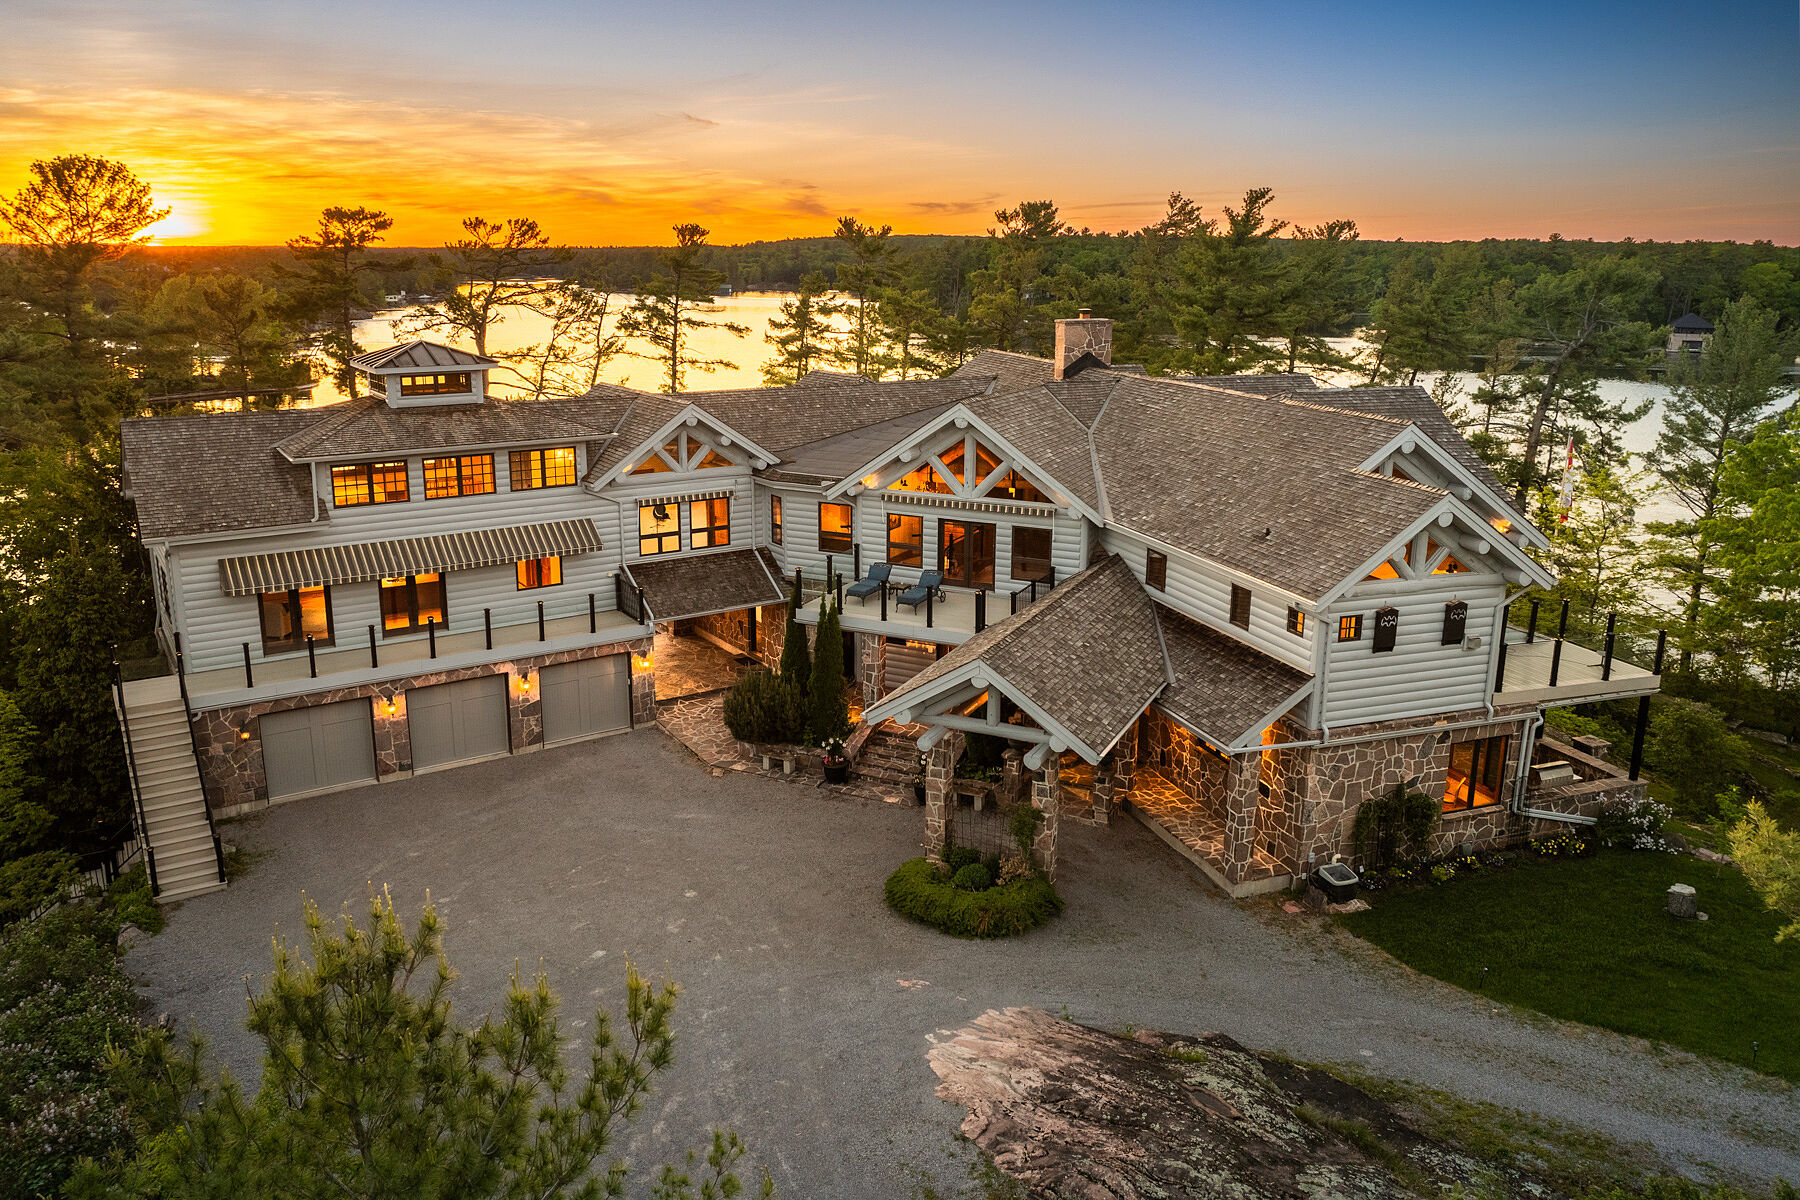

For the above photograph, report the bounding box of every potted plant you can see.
[911,752,927,805]
[821,737,850,784]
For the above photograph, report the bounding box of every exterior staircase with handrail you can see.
[114,672,226,902]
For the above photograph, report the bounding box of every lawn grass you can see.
[1340,850,1800,1081]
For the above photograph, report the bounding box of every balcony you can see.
[790,568,1055,645]
[176,598,647,709]
[1492,601,1663,707]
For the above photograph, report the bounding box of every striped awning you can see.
[218,519,604,596]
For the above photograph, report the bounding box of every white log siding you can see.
[600,467,757,566]
[1319,573,1507,727]
[1099,526,1314,674]
[168,445,627,674]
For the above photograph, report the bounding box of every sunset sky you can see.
[4,0,1797,247]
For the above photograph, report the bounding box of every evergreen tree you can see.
[1123,192,1208,370]
[761,271,842,385]
[618,224,747,393]
[74,893,769,1199]
[1359,247,1478,386]
[512,270,624,400]
[1646,297,1792,668]
[779,582,811,700]
[831,217,896,376]
[1528,465,1652,640]
[1273,218,1362,374]
[968,201,1066,353]
[279,206,397,391]
[411,216,572,367]
[1162,187,1293,374]
[1702,415,1800,690]
[878,286,947,380]
[151,271,309,404]
[807,600,848,742]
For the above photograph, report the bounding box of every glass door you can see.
[938,520,996,588]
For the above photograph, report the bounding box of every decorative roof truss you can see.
[870,432,1053,506]
[627,427,742,476]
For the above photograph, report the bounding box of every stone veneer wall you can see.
[683,603,788,672]
[1138,710,1229,813]
[854,632,886,709]
[190,638,652,815]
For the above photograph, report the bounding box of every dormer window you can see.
[400,372,471,396]
[331,461,409,506]
[510,447,577,490]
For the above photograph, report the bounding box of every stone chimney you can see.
[1053,309,1113,379]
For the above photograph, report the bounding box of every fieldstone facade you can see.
[683,602,788,672]
[854,632,885,709]
[190,638,652,816]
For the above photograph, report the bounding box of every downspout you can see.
[1511,708,1595,826]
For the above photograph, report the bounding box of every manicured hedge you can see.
[884,857,1062,938]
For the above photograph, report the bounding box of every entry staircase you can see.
[115,674,227,902]
[854,721,926,789]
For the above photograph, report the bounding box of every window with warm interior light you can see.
[259,586,333,652]
[1145,549,1167,591]
[1229,584,1251,629]
[380,574,446,634]
[399,372,472,396]
[993,470,1046,503]
[770,495,783,544]
[690,497,730,548]
[1338,614,1362,641]
[422,453,495,499]
[1443,735,1508,812]
[887,513,923,566]
[331,461,409,507]
[509,446,577,490]
[818,502,853,552]
[628,453,673,476]
[1011,527,1052,581]
[888,462,951,494]
[516,556,561,590]
[639,503,680,556]
[1286,607,1305,635]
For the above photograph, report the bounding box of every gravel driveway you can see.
[129,728,1800,1195]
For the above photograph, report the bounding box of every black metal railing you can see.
[109,654,158,897]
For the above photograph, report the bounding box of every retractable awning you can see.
[217,519,604,596]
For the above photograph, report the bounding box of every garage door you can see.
[540,656,631,745]
[408,676,510,772]
[261,699,377,800]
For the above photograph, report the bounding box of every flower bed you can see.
[884,857,1062,938]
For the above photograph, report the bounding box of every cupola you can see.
[347,340,498,408]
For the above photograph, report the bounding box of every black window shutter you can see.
[1372,606,1399,652]
[1442,600,1468,646]
[1229,584,1251,629]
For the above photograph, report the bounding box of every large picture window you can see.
[1444,735,1509,812]
[509,446,577,490]
[517,556,561,590]
[818,502,853,553]
[690,497,730,548]
[1011,527,1053,582]
[422,453,495,499]
[331,461,409,507]
[886,513,923,566]
[380,573,447,634]
[258,586,333,652]
[639,502,680,556]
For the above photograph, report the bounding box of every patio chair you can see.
[896,570,945,612]
[844,562,893,606]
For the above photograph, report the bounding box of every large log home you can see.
[116,317,1659,899]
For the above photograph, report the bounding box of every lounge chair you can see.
[896,570,945,611]
[844,562,893,605]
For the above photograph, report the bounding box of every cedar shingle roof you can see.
[1671,312,1714,333]
[122,410,323,540]
[683,377,989,454]
[1165,372,1318,396]
[349,340,498,370]
[274,391,630,461]
[1299,385,1519,518]
[762,404,956,484]
[874,556,1169,758]
[1154,608,1312,748]
[624,547,785,622]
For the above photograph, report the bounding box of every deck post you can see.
[636,586,646,623]
[835,572,844,609]
[1627,630,1667,781]
[1493,602,1510,692]
[854,543,861,580]
[880,584,887,622]
[975,590,986,633]
[1526,599,1540,643]
[306,635,317,678]
[747,605,757,654]
[427,617,437,658]
[368,625,378,668]
[925,588,934,629]
[825,554,833,591]
[241,642,254,689]
[793,569,802,612]
[1601,612,1617,681]
[1011,588,1018,616]
[484,608,492,649]
[538,601,546,641]
[1547,599,1569,686]
[589,592,596,633]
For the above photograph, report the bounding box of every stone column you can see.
[1220,753,1261,885]
[373,689,411,774]
[510,667,543,752]
[1001,747,1024,804]
[1031,766,1061,881]
[855,633,886,709]
[628,641,657,726]
[923,729,965,863]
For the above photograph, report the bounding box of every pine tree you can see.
[779,581,811,701]
[409,216,572,388]
[968,201,1067,353]
[831,217,897,376]
[1272,219,1361,374]
[1165,187,1291,374]
[761,271,842,384]
[808,600,848,742]
[279,206,398,391]
[1701,415,1800,690]
[619,224,747,393]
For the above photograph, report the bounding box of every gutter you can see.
[1509,709,1595,826]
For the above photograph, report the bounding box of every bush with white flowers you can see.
[1594,795,1674,852]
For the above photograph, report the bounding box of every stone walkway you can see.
[655,692,909,805]
[1128,768,1284,880]
[653,629,746,701]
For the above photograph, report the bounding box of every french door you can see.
[938,520,996,589]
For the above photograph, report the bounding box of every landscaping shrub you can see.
[0,848,81,930]
[944,844,981,874]
[884,858,1062,938]
[807,600,849,742]
[950,863,992,891]
[1009,801,1043,859]
[1351,782,1438,871]
[1593,796,1674,852]
[720,669,805,744]
[1647,698,1750,817]
[779,582,810,701]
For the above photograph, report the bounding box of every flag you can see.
[1556,436,1577,524]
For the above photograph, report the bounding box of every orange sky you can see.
[3,1,1797,247]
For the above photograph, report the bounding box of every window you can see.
[887,513,924,566]
[639,502,680,556]
[770,495,783,545]
[628,452,673,476]
[694,447,732,470]
[887,463,951,494]
[258,586,333,652]
[1337,614,1363,642]
[690,497,730,548]
[1286,607,1305,636]
[331,460,408,507]
[1145,550,1167,591]
[1444,735,1508,812]
[509,446,577,490]
[380,574,446,634]
[818,502,853,553]
[939,519,996,589]
[992,470,1045,504]
[1011,527,1053,582]
[399,372,471,396]
[1229,584,1251,629]
[422,454,495,499]
[517,556,561,590]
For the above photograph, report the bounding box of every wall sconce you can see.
[385,699,398,715]
[632,651,654,672]
[519,676,533,692]
[239,730,251,740]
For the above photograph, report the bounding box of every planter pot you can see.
[823,759,850,784]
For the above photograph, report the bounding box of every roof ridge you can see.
[1277,395,1411,424]
[1347,466,1447,496]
